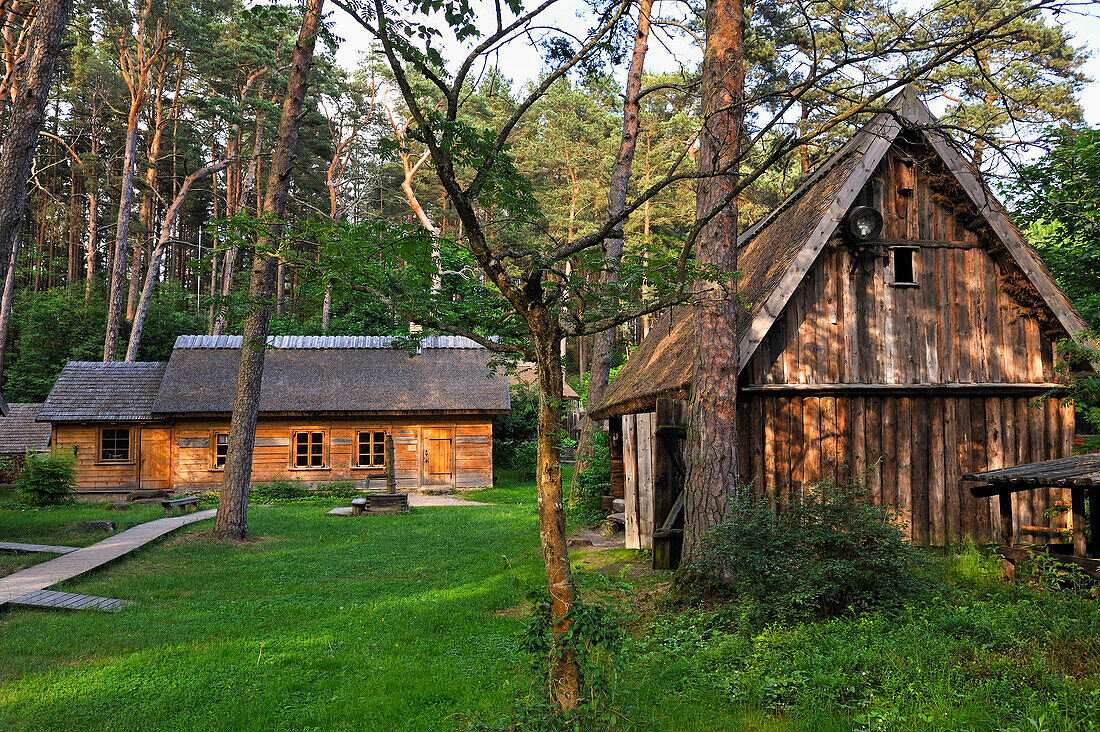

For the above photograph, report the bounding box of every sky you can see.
[326,0,1100,125]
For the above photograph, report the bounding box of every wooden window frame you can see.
[889,246,919,288]
[353,430,388,469]
[96,426,134,465]
[211,431,229,470]
[289,429,328,470]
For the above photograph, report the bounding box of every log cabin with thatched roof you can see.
[37,335,510,498]
[590,87,1093,561]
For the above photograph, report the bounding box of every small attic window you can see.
[891,247,918,287]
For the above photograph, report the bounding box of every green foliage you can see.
[478,573,630,732]
[569,430,610,525]
[494,384,539,446]
[1046,333,1100,436]
[1008,127,1100,326]
[15,450,77,507]
[506,441,538,481]
[250,479,369,503]
[694,481,923,623]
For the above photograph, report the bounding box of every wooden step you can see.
[606,512,626,525]
[0,542,80,555]
[8,589,131,612]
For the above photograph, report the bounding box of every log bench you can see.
[161,496,201,515]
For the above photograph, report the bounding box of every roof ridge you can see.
[172,334,490,350]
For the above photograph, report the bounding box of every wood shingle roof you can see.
[0,403,50,454]
[38,362,168,422]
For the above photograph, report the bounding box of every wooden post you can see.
[385,433,397,494]
[1071,486,1087,557]
[1090,487,1099,558]
[999,490,1014,547]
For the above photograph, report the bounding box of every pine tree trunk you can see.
[0,0,72,355]
[103,109,141,361]
[682,0,746,561]
[0,223,19,384]
[85,189,96,302]
[213,0,325,542]
[572,0,653,487]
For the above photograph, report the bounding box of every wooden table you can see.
[965,455,1100,561]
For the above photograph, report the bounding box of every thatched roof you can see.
[509,362,580,399]
[39,362,168,422]
[591,86,1088,419]
[0,403,50,454]
[150,335,510,415]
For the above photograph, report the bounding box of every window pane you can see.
[101,428,129,461]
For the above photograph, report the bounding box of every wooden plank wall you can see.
[737,143,1077,545]
[57,417,494,492]
[748,147,1058,388]
[737,394,1075,544]
[621,412,656,549]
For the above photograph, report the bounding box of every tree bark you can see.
[103,110,141,361]
[213,0,325,542]
[531,317,582,709]
[681,0,746,561]
[126,159,231,361]
[572,0,653,487]
[0,221,19,383]
[0,0,72,374]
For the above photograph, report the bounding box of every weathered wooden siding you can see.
[621,412,656,549]
[55,417,493,492]
[736,394,1075,544]
[736,145,1076,545]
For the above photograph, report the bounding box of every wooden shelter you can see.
[38,335,510,498]
[591,87,1092,557]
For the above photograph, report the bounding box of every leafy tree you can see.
[1007,127,1100,325]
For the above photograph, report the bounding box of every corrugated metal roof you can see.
[173,334,489,350]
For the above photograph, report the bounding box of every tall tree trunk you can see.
[213,0,324,542]
[682,0,746,561]
[530,317,581,708]
[126,159,231,361]
[0,0,72,375]
[128,62,169,321]
[0,223,19,384]
[103,109,140,361]
[85,188,96,302]
[572,0,653,488]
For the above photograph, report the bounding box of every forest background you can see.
[0,0,1096,407]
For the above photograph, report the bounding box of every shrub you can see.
[569,430,611,524]
[694,481,923,622]
[509,440,538,480]
[16,449,77,506]
[317,481,362,499]
[250,479,309,502]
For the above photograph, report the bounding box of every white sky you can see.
[327,0,1100,125]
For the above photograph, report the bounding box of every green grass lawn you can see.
[2,478,1099,731]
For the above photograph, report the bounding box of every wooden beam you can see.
[741,382,1060,394]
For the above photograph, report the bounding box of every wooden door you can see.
[421,427,454,487]
[139,428,172,492]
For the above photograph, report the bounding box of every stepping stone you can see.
[0,542,80,555]
[9,589,131,612]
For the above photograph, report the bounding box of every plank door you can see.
[421,427,454,487]
[139,428,172,491]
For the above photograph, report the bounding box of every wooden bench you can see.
[161,496,201,515]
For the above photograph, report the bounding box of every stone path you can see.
[567,528,625,550]
[0,541,80,555]
[0,509,215,606]
[327,493,489,515]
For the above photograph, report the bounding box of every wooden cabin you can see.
[590,87,1092,553]
[37,335,510,498]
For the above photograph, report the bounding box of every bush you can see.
[508,440,538,480]
[16,449,77,506]
[569,430,611,524]
[694,481,923,622]
[250,479,309,502]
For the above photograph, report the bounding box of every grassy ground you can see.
[2,475,1099,731]
[0,486,165,577]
